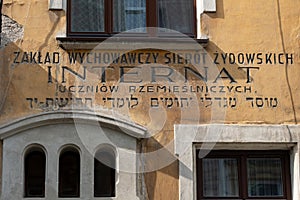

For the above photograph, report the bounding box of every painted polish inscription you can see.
[14,51,294,110]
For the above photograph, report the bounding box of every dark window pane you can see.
[113,0,146,32]
[25,150,46,197]
[94,150,115,197]
[247,158,283,197]
[59,150,80,197]
[158,0,194,34]
[202,158,239,197]
[71,0,104,32]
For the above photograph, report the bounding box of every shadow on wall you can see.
[0,1,1,45]
[206,41,251,83]
[0,13,24,112]
[0,14,24,48]
[206,0,224,19]
[142,137,179,200]
[0,10,66,121]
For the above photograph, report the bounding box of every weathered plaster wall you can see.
[202,0,300,123]
[0,140,2,197]
[0,0,298,124]
[0,0,299,199]
[1,14,23,48]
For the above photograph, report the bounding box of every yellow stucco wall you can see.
[202,0,300,124]
[0,0,299,199]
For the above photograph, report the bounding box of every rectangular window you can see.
[247,158,283,197]
[70,0,105,32]
[157,0,194,34]
[113,0,146,32]
[67,0,195,37]
[196,150,291,200]
[202,158,239,197]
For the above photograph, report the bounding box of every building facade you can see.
[0,0,299,199]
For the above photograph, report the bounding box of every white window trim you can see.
[196,0,216,39]
[49,0,63,10]
[202,0,216,12]
[174,124,300,200]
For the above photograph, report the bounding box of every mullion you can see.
[283,155,292,200]
[105,0,112,34]
[196,154,203,200]
[240,154,248,199]
[146,0,157,28]
[146,0,157,36]
[193,0,197,37]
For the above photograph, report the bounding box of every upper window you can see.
[196,150,291,200]
[59,147,81,198]
[24,147,46,198]
[67,0,195,37]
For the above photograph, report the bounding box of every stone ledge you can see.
[175,124,299,155]
[57,36,209,50]
[0,110,148,139]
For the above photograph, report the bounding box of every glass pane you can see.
[59,151,80,197]
[247,158,283,197]
[94,150,116,197]
[25,151,46,197]
[71,0,104,32]
[158,0,194,34]
[113,0,146,32]
[202,158,239,197]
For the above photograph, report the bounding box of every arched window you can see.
[59,147,80,197]
[94,148,116,197]
[24,147,46,197]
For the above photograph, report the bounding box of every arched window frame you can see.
[93,144,117,197]
[0,111,147,199]
[58,145,81,198]
[23,144,47,198]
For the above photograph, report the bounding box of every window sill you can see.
[56,36,209,50]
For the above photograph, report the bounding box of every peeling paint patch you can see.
[1,14,23,48]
